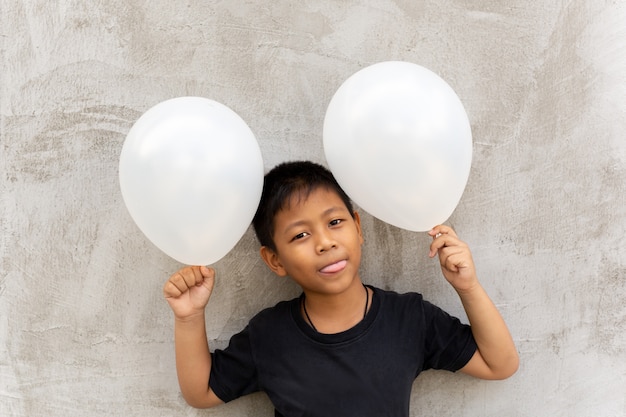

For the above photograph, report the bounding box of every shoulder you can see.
[218,297,300,355]
[366,286,430,330]
[371,285,424,298]
[371,286,458,325]
[248,297,300,331]
[371,286,426,308]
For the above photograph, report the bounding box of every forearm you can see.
[457,283,519,379]
[174,314,218,407]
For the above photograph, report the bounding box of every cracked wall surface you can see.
[1,1,625,416]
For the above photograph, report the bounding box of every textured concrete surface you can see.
[1,1,625,416]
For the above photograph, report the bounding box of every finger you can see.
[428,225,458,239]
[200,266,215,280]
[429,234,458,257]
[429,234,446,257]
[163,280,183,298]
[436,243,460,263]
[190,266,205,286]
[430,230,468,255]
[169,270,193,293]
[199,266,216,292]
[442,252,470,273]
[428,240,441,258]
[179,266,201,288]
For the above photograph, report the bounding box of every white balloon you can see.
[323,61,472,231]
[119,97,264,265]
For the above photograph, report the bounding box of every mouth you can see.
[319,260,347,274]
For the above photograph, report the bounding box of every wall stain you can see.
[4,105,140,184]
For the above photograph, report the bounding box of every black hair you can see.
[252,161,354,252]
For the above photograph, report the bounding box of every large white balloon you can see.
[119,97,264,265]
[323,61,472,231]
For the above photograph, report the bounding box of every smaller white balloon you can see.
[119,97,264,265]
[323,61,473,232]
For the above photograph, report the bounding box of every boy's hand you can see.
[428,225,478,293]
[163,266,215,320]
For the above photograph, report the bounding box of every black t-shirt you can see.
[210,286,477,417]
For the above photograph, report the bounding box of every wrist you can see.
[453,279,483,298]
[174,310,206,324]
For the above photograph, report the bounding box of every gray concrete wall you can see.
[1,1,624,416]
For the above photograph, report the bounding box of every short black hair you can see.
[252,161,354,252]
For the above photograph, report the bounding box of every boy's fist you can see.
[164,266,215,320]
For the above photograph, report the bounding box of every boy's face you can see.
[260,187,364,295]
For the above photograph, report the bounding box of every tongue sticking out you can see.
[320,260,347,274]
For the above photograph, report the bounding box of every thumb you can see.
[200,265,214,278]
[198,266,216,292]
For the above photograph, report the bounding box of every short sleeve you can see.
[421,299,477,372]
[209,325,260,402]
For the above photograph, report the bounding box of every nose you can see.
[316,230,337,254]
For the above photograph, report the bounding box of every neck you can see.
[302,280,371,334]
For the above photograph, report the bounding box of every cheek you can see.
[280,247,309,269]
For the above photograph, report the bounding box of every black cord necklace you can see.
[302,284,369,332]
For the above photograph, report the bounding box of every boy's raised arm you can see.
[428,226,519,380]
[163,266,224,408]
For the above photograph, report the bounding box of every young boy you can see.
[163,161,518,416]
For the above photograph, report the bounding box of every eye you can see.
[291,231,309,241]
[329,219,342,227]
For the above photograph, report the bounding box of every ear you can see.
[353,211,364,245]
[260,246,288,277]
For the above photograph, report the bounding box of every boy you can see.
[164,161,518,416]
